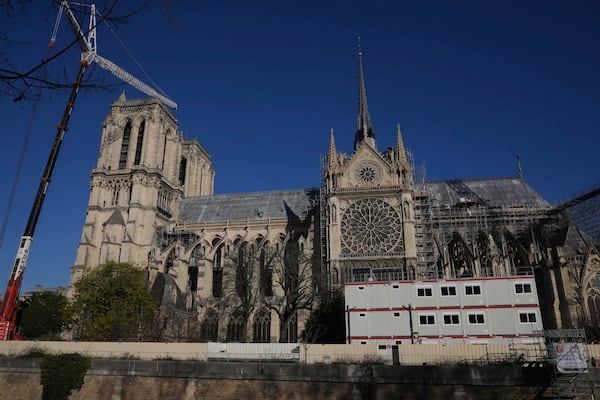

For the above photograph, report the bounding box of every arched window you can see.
[165,250,175,273]
[227,312,244,342]
[134,120,145,165]
[236,241,249,299]
[212,239,223,298]
[200,309,219,342]
[179,157,187,186]
[189,246,202,292]
[587,271,600,326]
[253,309,271,343]
[284,239,300,292]
[260,242,273,297]
[476,232,493,278]
[119,121,132,169]
[281,313,297,343]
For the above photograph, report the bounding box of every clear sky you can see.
[1,0,599,293]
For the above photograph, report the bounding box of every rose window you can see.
[341,198,402,255]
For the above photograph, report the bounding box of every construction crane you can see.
[0,1,176,340]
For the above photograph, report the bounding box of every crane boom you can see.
[61,0,177,108]
[92,54,177,109]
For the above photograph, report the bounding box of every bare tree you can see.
[0,0,175,102]
[221,240,262,342]
[267,236,317,343]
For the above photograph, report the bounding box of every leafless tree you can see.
[267,236,317,343]
[0,0,176,102]
[221,239,262,342]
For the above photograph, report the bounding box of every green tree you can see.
[40,353,90,400]
[68,262,157,341]
[20,291,67,340]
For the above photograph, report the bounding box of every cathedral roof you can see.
[179,188,319,224]
[550,223,598,258]
[425,177,551,209]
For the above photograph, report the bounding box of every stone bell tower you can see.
[69,94,214,290]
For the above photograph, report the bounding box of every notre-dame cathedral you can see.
[69,50,600,343]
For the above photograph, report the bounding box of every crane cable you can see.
[0,6,63,255]
[95,8,173,100]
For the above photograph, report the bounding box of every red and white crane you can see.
[0,1,176,340]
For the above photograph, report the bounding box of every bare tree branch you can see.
[0,0,175,102]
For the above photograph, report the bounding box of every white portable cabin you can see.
[344,276,543,345]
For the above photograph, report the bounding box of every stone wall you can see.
[0,357,578,400]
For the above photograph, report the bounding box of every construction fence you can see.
[0,340,599,366]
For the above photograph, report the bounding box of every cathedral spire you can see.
[354,37,376,152]
[396,123,408,167]
[327,128,340,172]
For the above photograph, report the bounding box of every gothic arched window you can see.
[449,232,473,278]
[280,313,297,343]
[227,312,244,342]
[236,241,250,299]
[119,121,132,169]
[134,120,145,165]
[179,157,187,186]
[200,309,219,342]
[253,309,271,343]
[189,245,202,292]
[212,240,223,298]
[586,267,600,326]
[284,239,300,292]
[165,250,175,273]
[260,242,273,297]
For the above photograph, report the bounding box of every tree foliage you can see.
[20,291,67,340]
[40,353,90,400]
[68,261,157,341]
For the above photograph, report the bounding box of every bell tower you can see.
[69,95,214,289]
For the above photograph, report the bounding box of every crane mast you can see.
[0,1,176,340]
[0,59,88,341]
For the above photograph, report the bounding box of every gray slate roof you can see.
[178,178,550,224]
[425,177,551,209]
[179,188,319,224]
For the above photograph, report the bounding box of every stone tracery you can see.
[340,198,402,255]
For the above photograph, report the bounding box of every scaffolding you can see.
[560,183,600,243]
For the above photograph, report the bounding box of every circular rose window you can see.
[341,198,402,255]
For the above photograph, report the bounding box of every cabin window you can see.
[440,286,457,296]
[443,314,460,325]
[519,312,537,323]
[515,283,532,294]
[468,313,485,324]
[417,287,433,297]
[419,314,435,325]
[465,285,481,296]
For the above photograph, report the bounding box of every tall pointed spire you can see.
[396,123,408,167]
[327,128,340,171]
[354,37,376,152]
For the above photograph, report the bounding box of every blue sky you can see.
[1,1,599,292]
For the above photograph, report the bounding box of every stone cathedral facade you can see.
[70,52,600,343]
